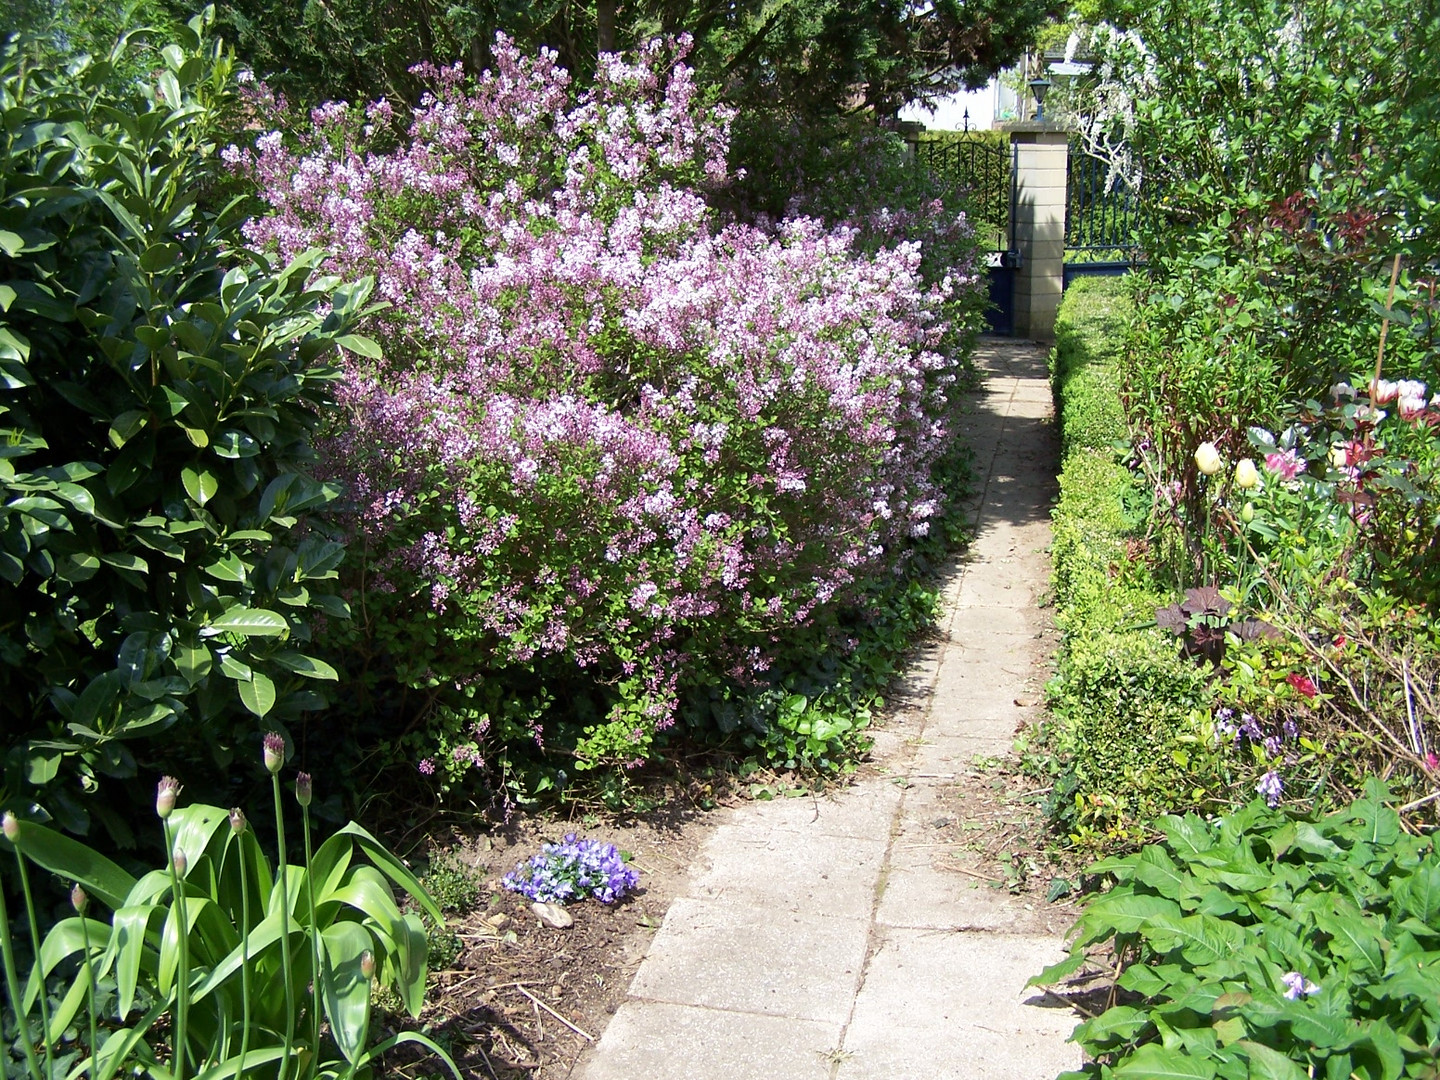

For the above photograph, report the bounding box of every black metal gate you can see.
[916,136,1019,335]
[1064,149,1142,288]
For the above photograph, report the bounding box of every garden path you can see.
[572,339,1079,1080]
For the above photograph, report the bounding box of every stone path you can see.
[574,340,1079,1080]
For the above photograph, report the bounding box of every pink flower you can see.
[1264,449,1304,481]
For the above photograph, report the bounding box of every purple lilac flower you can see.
[1282,718,1299,740]
[1238,714,1262,742]
[1257,771,1283,807]
[1263,735,1282,757]
[502,835,640,905]
[1281,971,1319,999]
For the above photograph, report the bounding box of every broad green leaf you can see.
[110,904,159,1018]
[320,922,374,1063]
[1157,814,1217,863]
[331,821,445,925]
[1315,899,1385,974]
[100,551,149,574]
[1236,1041,1307,1080]
[1395,865,1440,924]
[336,333,382,358]
[273,651,339,680]
[1135,846,1196,901]
[1117,963,1175,999]
[1,819,136,910]
[392,911,429,1017]
[181,466,219,506]
[1079,891,1182,941]
[1027,951,1085,988]
[1142,912,1247,966]
[1073,1005,1151,1048]
[207,608,288,637]
[238,672,276,718]
[1111,1043,1217,1079]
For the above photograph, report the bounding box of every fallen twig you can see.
[516,984,595,1042]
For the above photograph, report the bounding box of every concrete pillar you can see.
[1003,122,1071,341]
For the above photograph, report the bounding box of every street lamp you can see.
[1028,76,1052,122]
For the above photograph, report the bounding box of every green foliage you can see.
[196,0,1060,121]
[0,16,374,836]
[1032,277,1220,854]
[0,793,458,1080]
[1032,782,1440,1080]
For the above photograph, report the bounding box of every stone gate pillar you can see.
[1003,122,1071,340]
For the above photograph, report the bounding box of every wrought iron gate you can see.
[916,136,1020,335]
[1064,148,1142,288]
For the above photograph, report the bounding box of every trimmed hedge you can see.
[1035,277,1214,854]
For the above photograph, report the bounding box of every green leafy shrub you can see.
[1032,782,1440,1080]
[0,16,376,836]
[1031,277,1220,853]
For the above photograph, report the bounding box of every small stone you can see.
[1014,697,1032,707]
[931,816,953,829]
[531,901,573,928]
[485,912,511,930]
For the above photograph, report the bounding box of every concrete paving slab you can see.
[877,845,1055,933]
[629,896,869,1022]
[689,827,886,920]
[837,930,1082,1080]
[579,1001,841,1080]
[726,777,904,839]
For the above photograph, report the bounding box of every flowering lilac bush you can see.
[502,835,639,904]
[232,37,984,787]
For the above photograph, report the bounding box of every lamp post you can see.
[1028,76,1052,122]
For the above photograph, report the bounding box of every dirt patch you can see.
[376,784,724,1080]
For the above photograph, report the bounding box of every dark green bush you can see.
[0,16,374,839]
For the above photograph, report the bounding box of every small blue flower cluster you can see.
[502,835,639,905]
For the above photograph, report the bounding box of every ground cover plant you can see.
[1033,783,1440,1080]
[231,36,988,809]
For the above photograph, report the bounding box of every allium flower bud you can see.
[296,772,313,807]
[360,951,375,979]
[1,812,18,844]
[263,731,286,774]
[156,776,182,820]
[172,847,188,878]
[1194,441,1222,476]
[71,884,88,914]
[1241,501,1255,523]
[1234,458,1259,490]
[229,807,246,835]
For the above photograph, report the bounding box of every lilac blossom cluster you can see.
[234,37,983,769]
[501,835,639,904]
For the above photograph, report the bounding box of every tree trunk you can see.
[597,0,617,55]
